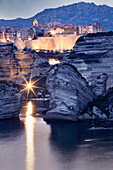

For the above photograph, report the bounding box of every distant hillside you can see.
[0,2,113,31]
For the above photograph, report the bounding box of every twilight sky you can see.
[0,0,112,19]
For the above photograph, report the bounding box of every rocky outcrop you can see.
[0,43,51,119]
[44,63,94,122]
[0,43,14,80]
[93,106,107,120]
[78,106,107,121]
[77,74,113,122]
[78,74,109,121]
[74,33,113,55]
[91,73,108,96]
[0,81,24,119]
[0,43,38,82]
[95,88,113,119]
[72,32,113,88]
[44,66,112,122]
[14,48,50,83]
[0,43,50,83]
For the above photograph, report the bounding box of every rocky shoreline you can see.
[44,32,113,122]
[44,62,94,122]
[1,33,113,121]
[43,64,113,123]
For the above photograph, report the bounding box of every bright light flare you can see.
[28,37,32,40]
[49,58,60,65]
[50,30,55,36]
[18,75,44,98]
[2,32,7,43]
[28,83,32,89]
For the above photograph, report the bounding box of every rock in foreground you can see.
[44,63,94,122]
[0,81,24,119]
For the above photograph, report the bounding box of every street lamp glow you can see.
[49,58,60,65]
[50,30,55,36]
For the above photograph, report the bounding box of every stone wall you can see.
[15,34,79,51]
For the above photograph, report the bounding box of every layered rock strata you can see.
[72,32,113,88]
[94,88,113,120]
[0,43,51,119]
[91,73,108,96]
[0,81,24,119]
[0,43,50,83]
[0,43,14,80]
[44,63,94,122]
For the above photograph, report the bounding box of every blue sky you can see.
[0,0,112,19]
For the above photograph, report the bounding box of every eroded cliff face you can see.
[0,81,24,119]
[0,43,50,83]
[72,32,113,88]
[0,43,37,82]
[44,63,94,122]
[91,73,108,97]
[1,37,113,122]
[0,43,51,119]
[0,43,14,80]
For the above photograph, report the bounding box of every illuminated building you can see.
[76,22,106,35]
[33,19,38,27]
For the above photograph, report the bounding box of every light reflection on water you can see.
[25,101,35,170]
[1,101,113,170]
[27,101,33,116]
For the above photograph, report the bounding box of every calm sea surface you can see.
[0,102,113,170]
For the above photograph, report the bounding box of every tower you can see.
[33,19,38,27]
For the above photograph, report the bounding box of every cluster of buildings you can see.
[0,27,18,42]
[47,21,106,35]
[0,19,106,42]
[76,22,106,35]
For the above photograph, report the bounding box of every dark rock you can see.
[93,106,107,120]
[91,73,108,96]
[0,81,24,119]
[93,106,101,116]
[79,113,91,121]
[44,63,94,122]
[95,87,113,119]
[83,113,91,120]
[72,34,113,88]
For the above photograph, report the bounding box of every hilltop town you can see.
[0,19,105,42]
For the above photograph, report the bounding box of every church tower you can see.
[33,19,38,27]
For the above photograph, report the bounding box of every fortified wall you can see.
[15,34,79,51]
